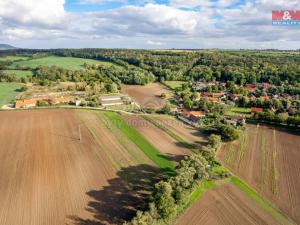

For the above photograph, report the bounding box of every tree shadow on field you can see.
[68,164,168,225]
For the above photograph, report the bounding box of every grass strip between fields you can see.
[104,112,176,174]
[231,176,295,225]
[143,115,199,153]
[185,180,216,207]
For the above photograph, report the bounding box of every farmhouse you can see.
[179,109,205,122]
[51,96,70,105]
[251,107,263,115]
[224,116,245,126]
[15,99,37,108]
[99,95,124,106]
[229,93,244,101]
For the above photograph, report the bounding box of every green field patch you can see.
[163,81,187,90]
[104,112,175,174]
[231,176,295,225]
[226,107,251,118]
[185,180,216,207]
[10,56,120,70]
[0,56,29,62]
[0,83,21,106]
[2,70,33,78]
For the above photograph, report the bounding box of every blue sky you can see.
[0,0,299,49]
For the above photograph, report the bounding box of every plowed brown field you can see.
[151,115,206,147]
[122,83,171,109]
[121,115,191,162]
[176,183,280,225]
[0,109,162,225]
[218,124,300,224]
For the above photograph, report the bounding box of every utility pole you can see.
[78,124,82,142]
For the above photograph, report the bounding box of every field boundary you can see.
[143,115,199,153]
[104,111,176,174]
[231,176,296,225]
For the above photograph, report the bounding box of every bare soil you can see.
[122,83,171,109]
[152,115,207,147]
[176,183,280,225]
[0,109,162,225]
[217,124,300,224]
[121,114,192,162]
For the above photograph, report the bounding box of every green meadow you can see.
[0,83,21,106]
[10,56,119,70]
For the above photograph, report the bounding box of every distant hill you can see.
[0,44,17,50]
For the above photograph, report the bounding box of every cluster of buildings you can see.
[15,96,70,109]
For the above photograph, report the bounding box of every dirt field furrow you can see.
[0,109,162,225]
[121,114,191,162]
[151,115,206,147]
[122,83,172,109]
[218,124,300,224]
[176,183,280,225]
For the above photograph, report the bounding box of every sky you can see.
[0,0,299,49]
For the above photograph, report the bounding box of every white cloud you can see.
[0,0,299,49]
[89,4,203,36]
[147,40,165,46]
[170,0,214,9]
[0,0,67,28]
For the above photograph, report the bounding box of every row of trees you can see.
[128,154,210,225]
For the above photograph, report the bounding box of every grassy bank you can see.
[143,115,199,153]
[231,176,295,225]
[104,112,176,173]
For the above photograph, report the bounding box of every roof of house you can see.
[246,84,255,88]
[206,97,219,103]
[190,111,205,117]
[260,96,270,101]
[251,107,263,113]
[233,94,243,97]
[100,96,122,101]
[52,97,70,104]
[243,87,256,92]
[15,99,37,108]
[202,92,225,98]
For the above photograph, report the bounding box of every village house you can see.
[179,109,206,123]
[258,83,270,91]
[99,95,124,107]
[51,96,70,105]
[229,93,243,101]
[15,99,37,108]
[193,82,207,90]
[259,96,270,101]
[251,107,263,115]
[223,116,245,126]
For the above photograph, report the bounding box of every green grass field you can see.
[10,56,119,70]
[104,112,176,173]
[163,81,187,90]
[231,176,295,225]
[1,70,33,78]
[225,107,251,118]
[0,83,21,106]
[0,56,29,62]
